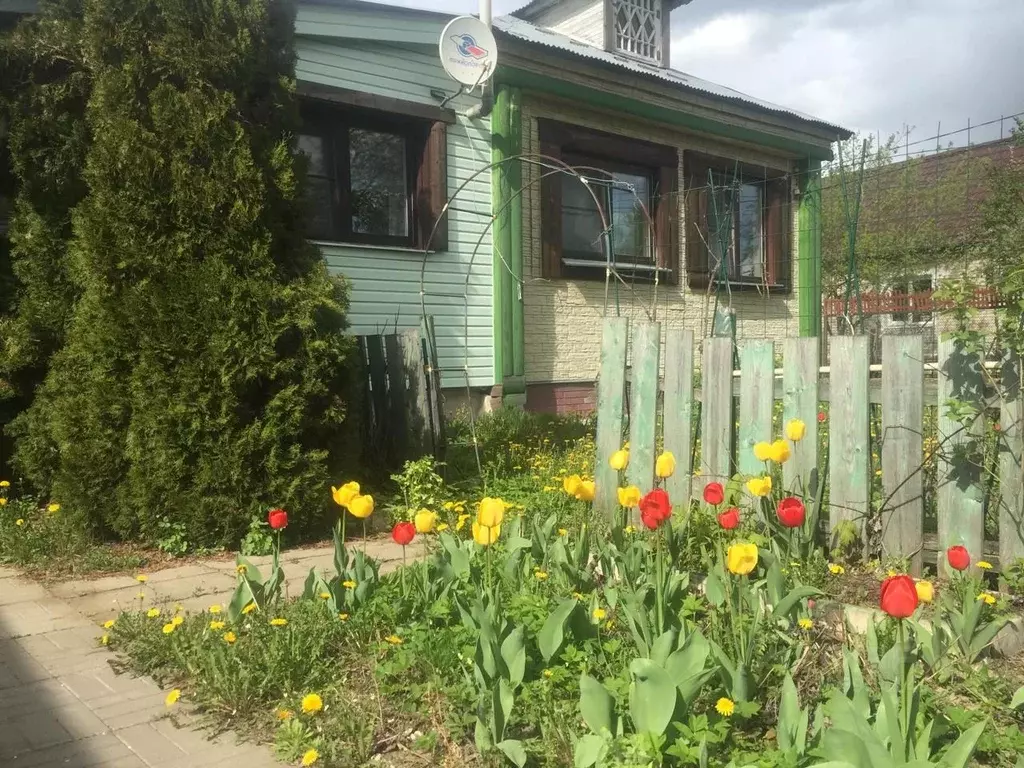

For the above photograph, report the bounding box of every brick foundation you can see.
[525,382,597,414]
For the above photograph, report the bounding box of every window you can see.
[685,153,792,292]
[538,120,678,282]
[890,277,933,323]
[297,103,447,250]
[614,0,663,64]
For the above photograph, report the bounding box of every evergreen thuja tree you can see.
[15,0,357,544]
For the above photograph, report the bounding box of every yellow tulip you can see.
[753,442,772,462]
[472,520,501,546]
[477,497,505,528]
[562,474,583,496]
[617,485,641,508]
[347,494,374,519]
[785,420,806,442]
[609,449,629,471]
[414,509,437,533]
[915,580,934,603]
[745,476,772,497]
[768,439,791,464]
[726,542,759,575]
[655,451,676,478]
[575,480,596,502]
[331,481,360,509]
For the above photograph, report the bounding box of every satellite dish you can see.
[439,16,497,87]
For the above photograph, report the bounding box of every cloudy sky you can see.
[393,0,1024,149]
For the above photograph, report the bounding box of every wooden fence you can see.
[356,320,445,469]
[594,318,1024,576]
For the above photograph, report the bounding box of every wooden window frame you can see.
[539,119,678,284]
[684,152,792,293]
[299,101,447,251]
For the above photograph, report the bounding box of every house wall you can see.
[294,11,494,389]
[524,0,606,47]
[519,92,803,410]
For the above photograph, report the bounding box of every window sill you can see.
[559,258,674,283]
[691,277,791,293]
[311,240,436,255]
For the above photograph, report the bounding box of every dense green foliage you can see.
[1,0,358,545]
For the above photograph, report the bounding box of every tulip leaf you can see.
[494,679,514,741]
[628,659,677,738]
[866,620,881,667]
[878,645,902,687]
[939,721,985,768]
[500,627,526,688]
[770,586,821,622]
[539,598,578,662]
[650,630,677,666]
[332,523,348,575]
[1011,686,1024,710]
[574,733,608,768]
[579,674,616,736]
[665,630,709,690]
[777,674,801,752]
[703,569,726,607]
[496,739,527,767]
[438,533,470,577]
[474,717,493,752]
[969,615,1009,660]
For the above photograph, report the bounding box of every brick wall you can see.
[525,382,597,414]
[520,93,805,386]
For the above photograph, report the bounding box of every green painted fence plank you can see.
[663,329,695,505]
[738,341,774,477]
[384,334,409,461]
[881,335,924,576]
[595,318,629,518]
[827,336,870,552]
[628,322,662,495]
[936,337,986,575]
[1000,353,1024,572]
[701,337,734,486]
[783,338,821,498]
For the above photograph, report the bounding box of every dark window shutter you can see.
[655,162,679,284]
[415,121,447,252]
[539,137,562,278]
[765,177,791,291]
[685,154,711,289]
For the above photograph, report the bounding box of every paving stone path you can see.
[0,537,407,767]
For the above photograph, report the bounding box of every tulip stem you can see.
[655,528,665,635]
[897,618,911,757]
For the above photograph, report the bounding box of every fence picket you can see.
[628,322,661,494]
[663,329,695,505]
[594,318,629,517]
[881,335,924,575]
[936,337,986,574]
[828,336,870,552]
[738,341,774,477]
[701,337,734,485]
[783,338,820,497]
[1000,353,1024,572]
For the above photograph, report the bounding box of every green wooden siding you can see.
[296,19,494,389]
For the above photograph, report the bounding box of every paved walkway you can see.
[0,538,407,767]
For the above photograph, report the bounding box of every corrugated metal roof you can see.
[493,14,850,138]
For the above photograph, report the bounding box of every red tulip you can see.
[703,482,724,506]
[640,507,660,530]
[392,521,415,546]
[880,574,919,618]
[818,411,827,423]
[638,488,672,527]
[776,497,805,528]
[946,545,970,571]
[717,507,740,530]
[267,508,288,530]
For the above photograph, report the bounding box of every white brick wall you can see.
[520,94,805,384]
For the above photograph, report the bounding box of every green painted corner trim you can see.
[797,160,822,337]
[491,85,511,385]
[508,87,525,391]
[494,66,835,161]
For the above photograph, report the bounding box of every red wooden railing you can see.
[822,287,1009,317]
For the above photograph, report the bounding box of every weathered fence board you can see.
[783,338,820,497]
[737,341,774,476]
[828,336,870,550]
[384,335,409,458]
[663,329,694,506]
[628,322,661,494]
[701,337,734,485]
[1000,353,1024,571]
[400,329,429,457]
[936,337,986,574]
[595,318,629,517]
[882,335,924,575]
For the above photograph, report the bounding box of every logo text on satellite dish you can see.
[452,34,488,60]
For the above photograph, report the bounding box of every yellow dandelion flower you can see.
[222,631,237,644]
[47,503,60,514]
[209,620,226,631]
[828,563,845,575]
[165,689,180,707]
[977,561,993,570]
[385,634,403,645]
[171,616,183,627]
[542,669,553,679]
[147,608,161,618]
[276,708,293,721]
[558,528,568,537]
[301,748,320,766]
[162,623,176,634]
[209,604,222,614]
[301,693,324,714]
[436,523,449,531]
[338,613,349,621]
[270,618,288,627]
[456,513,471,531]
[103,619,116,629]
[242,602,256,614]
[623,525,636,535]
[534,570,548,581]
[100,634,109,645]
[342,580,357,589]
[318,592,331,600]
[15,518,24,526]
[716,697,735,717]
[136,574,148,583]
[977,592,997,605]
[592,607,607,621]
[136,591,146,600]
[0,480,9,488]
[798,618,813,630]
[236,564,248,574]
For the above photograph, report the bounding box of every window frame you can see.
[538,119,679,284]
[298,100,448,251]
[684,152,792,293]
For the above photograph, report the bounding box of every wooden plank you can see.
[594,318,629,518]
[1000,352,1024,572]
[828,336,870,552]
[365,335,388,447]
[384,334,409,461]
[399,328,429,458]
[737,340,774,476]
[422,316,446,458]
[701,337,734,486]
[663,329,695,506]
[936,337,986,575]
[783,338,821,497]
[881,335,924,576]
[627,321,661,495]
